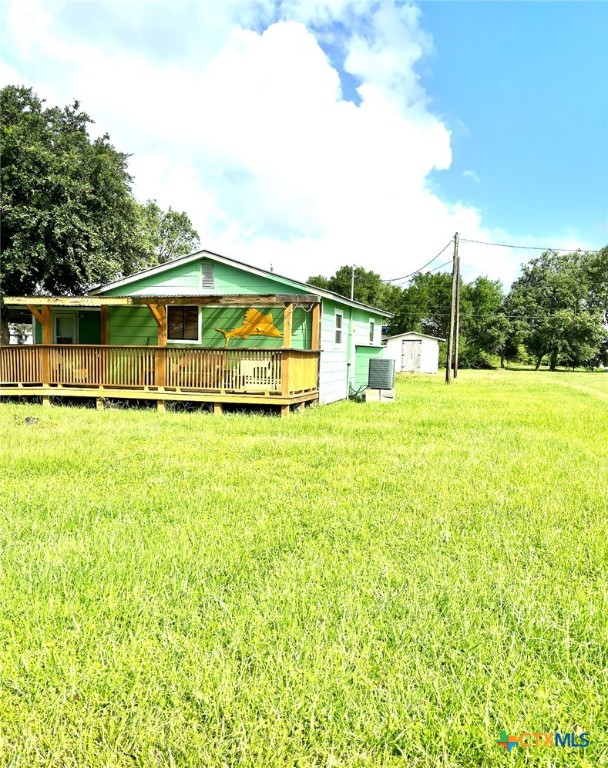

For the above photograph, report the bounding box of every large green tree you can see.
[1,87,151,299]
[459,277,513,367]
[584,245,608,322]
[0,86,200,341]
[507,250,604,370]
[138,200,200,264]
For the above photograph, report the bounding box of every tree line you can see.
[308,247,608,370]
[1,85,606,369]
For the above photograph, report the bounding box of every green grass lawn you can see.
[1,370,607,767]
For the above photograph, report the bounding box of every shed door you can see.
[401,340,421,372]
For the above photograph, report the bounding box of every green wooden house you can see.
[1,250,390,414]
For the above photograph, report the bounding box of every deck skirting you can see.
[0,384,318,414]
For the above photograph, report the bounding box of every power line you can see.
[389,258,454,287]
[375,235,602,302]
[383,240,453,283]
[460,238,602,253]
[430,258,453,272]
[381,236,602,288]
[397,258,453,284]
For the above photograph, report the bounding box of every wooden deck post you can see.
[280,404,290,418]
[40,305,52,344]
[281,303,293,397]
[155,306,167,346]
[310,303,321,394]
[28,304,50,385]
[41,306,52,385]
[213,402,223,416]
[147,304,167,389]
[157,399,166,413]
[311,302,321,350]
[99,308,109,386]
[283,303,293,348]
[96,397,104,411]
[155,348,166,388]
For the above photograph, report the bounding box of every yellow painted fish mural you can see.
[215,308,282,347]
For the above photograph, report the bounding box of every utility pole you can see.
[453,246,461,378]
[350,265,355,300]
[445,232,459,383]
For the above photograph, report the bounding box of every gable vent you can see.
[201,262,214,289]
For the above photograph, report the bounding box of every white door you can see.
[53,313,78,344]
[401,340,421,372]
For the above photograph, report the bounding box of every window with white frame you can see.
[369,319,375,344]
[335,311,343,344]
[167,306,199,342]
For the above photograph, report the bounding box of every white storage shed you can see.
[384,331,444,374]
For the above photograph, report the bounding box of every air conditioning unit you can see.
[368,358,395,390]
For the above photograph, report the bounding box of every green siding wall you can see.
[104,261,202,297]
[212,261,309,295]
[354,346,385,388]
[103,257,311,297]
[108,307,158,346]
[107,305,311,349]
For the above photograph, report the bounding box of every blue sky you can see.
[1,0,606,286]
[420,1,608,243]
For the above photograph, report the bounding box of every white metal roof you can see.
[386,331,445,342]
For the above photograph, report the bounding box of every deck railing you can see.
[0,345,319,395]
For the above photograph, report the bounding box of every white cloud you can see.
[0,0,595,289]
[462,170,480,183]
[344,3,432,106]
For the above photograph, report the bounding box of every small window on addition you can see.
[369,319,375,344]
[201,262,214,289]
[335,311,343,344]
[167,306,199,341]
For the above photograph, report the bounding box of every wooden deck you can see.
[0,345,319,415]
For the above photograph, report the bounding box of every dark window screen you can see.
[168,306,198,340]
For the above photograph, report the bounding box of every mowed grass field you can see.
[0,371,607,768]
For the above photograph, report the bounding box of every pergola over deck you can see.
[0,294,321,416]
